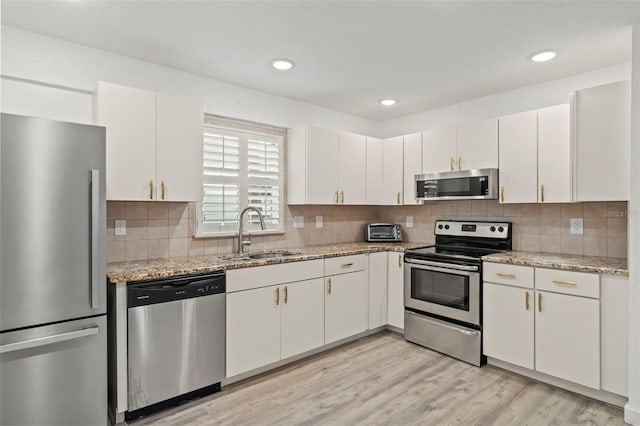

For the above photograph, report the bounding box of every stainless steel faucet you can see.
[238,206,266,255]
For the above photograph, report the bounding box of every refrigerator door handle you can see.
[0,326,99,354]
[90,169,100,310]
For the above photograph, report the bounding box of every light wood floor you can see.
[134,331,624,426]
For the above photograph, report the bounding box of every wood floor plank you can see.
[133,331,624,426]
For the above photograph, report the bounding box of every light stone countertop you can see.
[106,241,432,284]
[482,251,628,277]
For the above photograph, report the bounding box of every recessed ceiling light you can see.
[379,98,397,106]
[271,59,295,71]
[530,50,557,62]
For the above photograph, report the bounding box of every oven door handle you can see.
[404,258,479,272]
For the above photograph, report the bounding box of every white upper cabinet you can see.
[338,131,366,204]
[287,125,366,205]
[422,127,456,174]
[498,110,538,203]
[421,119,497,174]
[574,81,630,201]
[381,136,404,205]
[365,137,384,205]
[456,118,498,171]
[403,133,422,205]
[538,104,571,203]
[95,81,203,201]
[498,104,571,204]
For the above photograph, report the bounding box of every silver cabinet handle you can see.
[90,170,100,310]
[0,327,99,354]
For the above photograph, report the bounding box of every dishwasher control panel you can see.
[127,271,226,308]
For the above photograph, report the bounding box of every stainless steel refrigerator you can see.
[1,113,107,426]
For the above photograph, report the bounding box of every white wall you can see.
[0,26,377,134]
[380,62,631,137]
[625,20,640,426]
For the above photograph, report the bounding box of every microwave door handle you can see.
[404,258,479,272]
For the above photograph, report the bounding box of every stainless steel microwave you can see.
[415,168,499,201]
[366,223,402,242]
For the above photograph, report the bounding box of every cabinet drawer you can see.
[483,263,534,288]
[535,268,599,298]
[227,259,324,293]
[325,254,366,276]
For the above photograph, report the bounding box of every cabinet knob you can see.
[149,180,154,200]
[450,156,454,171]
[283,286,288,304]
[397,192,400,205]
[537,293,542,313]
[275,287,280,305]
[458,156,462,171]
[525,292,530,311]
[540,184,545,203]
[335,190,339,203]
[341,190,344,204]
[161,181,166,200]
[327,278,332,295]
[500,186,505,203]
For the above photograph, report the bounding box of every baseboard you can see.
[488,357,628,408]
[625,402,640,425]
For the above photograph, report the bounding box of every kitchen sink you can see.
[248,250,302,259]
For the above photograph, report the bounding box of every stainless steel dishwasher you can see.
[126,271,225,421]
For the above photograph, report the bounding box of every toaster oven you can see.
[367,223,402,242]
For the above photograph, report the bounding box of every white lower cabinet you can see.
[483,283,534,369]
[227,285,281,377]
[601,275,629,396]
[387,252,404,329]
[534,290,600,389]
[281,278,325,359]
[325,271,367,344]
[368,252,388,329]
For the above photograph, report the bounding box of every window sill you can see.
[193,229,285,239]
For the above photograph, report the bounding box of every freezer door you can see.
[0,315,108,426]
[1,114,106,331]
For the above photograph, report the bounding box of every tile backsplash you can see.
[107,200,627,263]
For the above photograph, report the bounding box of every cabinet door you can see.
[535,291,600,389]
[281,279,325,359]
[403,133,422,205]
[387,252,404,329]
[368,252,388,329]
[226,286,281,377]
[306,126,339,204]
[538,104,571,203]
[601,275,628,396]
[366,137,383,205]
[574,81,630,201]
[381,137,404,205]
[422,127,456,173]
[338,132,366,204]
[483,283,534,369]
[156,93,204,201]
[498,111,537,203]
[96,81,156,201]
[457,118,498,171]
[325,271,367,344]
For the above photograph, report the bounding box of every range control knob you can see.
[498,226,504,233]
[490,226,496,232]
[444,224,450,230]
[438,224,443,229]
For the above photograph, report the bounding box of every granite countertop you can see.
[482,251,628,277]
[107,242,432,284]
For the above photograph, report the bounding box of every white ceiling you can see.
[1,1,638,121]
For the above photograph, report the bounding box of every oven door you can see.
[403,258,480,326]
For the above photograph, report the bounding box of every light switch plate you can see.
[293,216,304,228]
[115,219,126,236]
[316,216,323,228]
[570,218,583,235]
[406,216,414,228]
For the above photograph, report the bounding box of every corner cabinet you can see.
[381,137,404,205]
[95,81,203,201]
[365,137,384,205]
[287,125,366,205]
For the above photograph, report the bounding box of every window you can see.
[196,124,284,236]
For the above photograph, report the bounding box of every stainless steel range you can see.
[403,220,512,366]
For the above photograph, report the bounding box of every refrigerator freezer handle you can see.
[90,169,100,310]
[0,327,99,354]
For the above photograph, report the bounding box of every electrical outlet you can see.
[293,216,304,228]
[115,219,126,236]
[316,216,323,228]
[570,218,583,235]
[406,216,414,228]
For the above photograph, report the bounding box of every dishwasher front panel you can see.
[127,293,225,411]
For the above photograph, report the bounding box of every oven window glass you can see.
[411,269,469,311]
